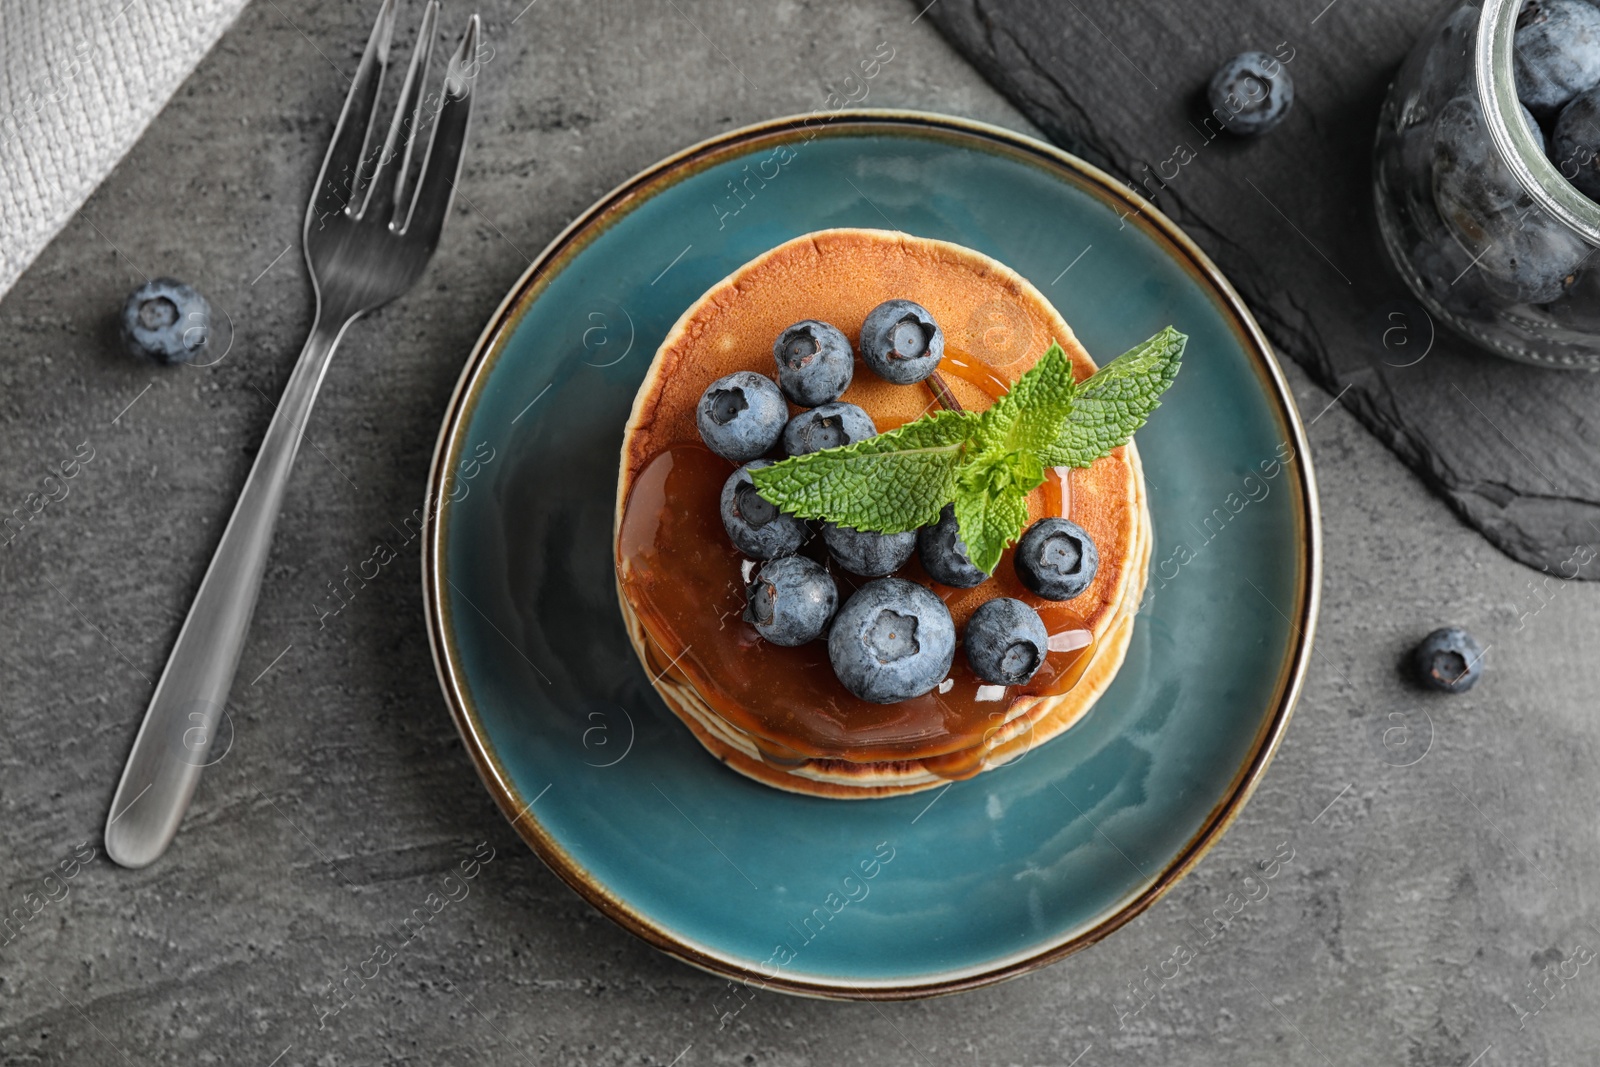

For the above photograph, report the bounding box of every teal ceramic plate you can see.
[423,111,1319,999]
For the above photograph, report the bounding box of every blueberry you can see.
[773,320,854,406]
[1433,94,1592,303]
[1434,95,1516,212]
[1479,220,1594,304]
[1408,237,1500,321]
[1411,626,1484,693]
[859,299,944,384]
[823,521,916,577]
[1553,86,1600,200]
[744,555,838,646]
[120,278,211,365]
[696,371,787,462]
[828,578,956,703]
[964,597,1049,686]
[783,402,877,456]
[917,503,990,588]
[1409,5,1480,106]
[720,461,808,559]
[1014,517,1098,601]
[1514,0,1600,114]
[1206,51,1294,136]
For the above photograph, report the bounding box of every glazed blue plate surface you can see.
[423,112,1318,998]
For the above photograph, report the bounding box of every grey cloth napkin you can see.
[0,0,248,297]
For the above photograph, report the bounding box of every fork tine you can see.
[360,0,439,224]
[306,0,398,231]
[399,14,479,247]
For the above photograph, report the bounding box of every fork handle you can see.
[104,314,352,868]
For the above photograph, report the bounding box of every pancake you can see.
[614,229,1150,798]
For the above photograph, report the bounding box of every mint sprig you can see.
[749,327,1185,573]
[1039,327,1185,468]
[744,408,979,534]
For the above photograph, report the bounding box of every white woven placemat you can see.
[0,0,249,298]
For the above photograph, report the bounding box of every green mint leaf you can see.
[953,478,1032,576]
[955,447,1046,503]
[1037,327,1186,469]
[976,342,1078,456]
[748,326,1182,571]
[749,409,981,533]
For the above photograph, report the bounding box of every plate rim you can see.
[421,108,1323,1000]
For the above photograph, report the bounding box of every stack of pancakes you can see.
[615,229,1151,798]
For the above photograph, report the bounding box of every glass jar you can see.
[1375,0,1600,368]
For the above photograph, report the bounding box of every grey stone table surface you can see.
[1,1,1598,1065]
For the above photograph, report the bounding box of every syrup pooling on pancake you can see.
[931,349,1014,404]
[615,443,1096,771]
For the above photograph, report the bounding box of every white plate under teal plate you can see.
[423,111,1319,999]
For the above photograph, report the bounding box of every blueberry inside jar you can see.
[1375,0,1600,366]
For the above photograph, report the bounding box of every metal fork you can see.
[104,0,479,869]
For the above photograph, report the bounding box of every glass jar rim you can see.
[1478,0,1600,246]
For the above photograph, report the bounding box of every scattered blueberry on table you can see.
[918,503,991,588]
[720,461,808,559]
[828,578,957,703]
[1014,517,1099,601]
[964,597,1049,686]
[1207,51,1294,136]
[744,556,838,646]
[1411,626,1485,693]
[773,319,854,406]
[823,521,917,578]
[782,401,876,456]
[1513,0,1600,114]
[859,298,944,384]
[696,370,787,462]
[120,278,211,365]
